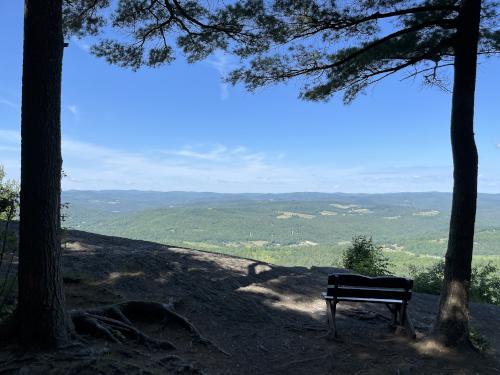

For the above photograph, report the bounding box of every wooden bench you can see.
[322,273,415,338]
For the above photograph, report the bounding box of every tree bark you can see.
[16,0,72,347]
[433,0,482,346]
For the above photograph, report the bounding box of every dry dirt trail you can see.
[1,230,500,374]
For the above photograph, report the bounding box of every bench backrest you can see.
[326,273,413,301]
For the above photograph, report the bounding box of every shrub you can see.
[408,261,444,295]
[342,235,392,276]
[469,326,490,352]
[409,260,500,305]
[470,262,500,305]
[0,166,19,320]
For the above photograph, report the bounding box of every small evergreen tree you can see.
[343,235,391,276]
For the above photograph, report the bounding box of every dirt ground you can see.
[1,230,500,374]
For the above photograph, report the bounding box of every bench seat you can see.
[322,292,405,305]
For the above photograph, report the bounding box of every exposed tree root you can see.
[70,300,225,353]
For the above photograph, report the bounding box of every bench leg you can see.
[403,307,416,339]
[400,303,406,326]
[393,304,399,326]
[326,299,338,338]
[385,303,399,326]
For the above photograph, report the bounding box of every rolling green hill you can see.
[62,191,500,273]
[62,191,500,254]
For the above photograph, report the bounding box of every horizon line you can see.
[62,189,500,195]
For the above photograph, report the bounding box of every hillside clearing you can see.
[2,230,499,374]
[276,211,315,219]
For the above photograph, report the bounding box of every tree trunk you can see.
[16,0,72,347]
[433,0,482,346]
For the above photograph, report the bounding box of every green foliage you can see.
[63,0,249,69]
[470,262,500,304]
[61,169,72,248]
[469,326,490,353]
[0,166,19,319]
[0,167,18,222]
[342,235,391,276]
[410,260,500,305]
[63,191,500,257]
[222,0,499,103]
[408,261,444,294]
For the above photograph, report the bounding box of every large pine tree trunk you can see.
[16,0,72,347]
[433,0,482,346]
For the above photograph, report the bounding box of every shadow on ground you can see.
[2,229,500,374]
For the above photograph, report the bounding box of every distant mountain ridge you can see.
[63,189,500,209]
[63,190,500,258]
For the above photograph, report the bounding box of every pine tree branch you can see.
[161,0,204,38]
[291,4,459,40]
[71,0,102,21]
[272,19,455,80]
[170,0,244,39]
[137,15,175,48]
[400,63,454,81]
[145,5,172,48]
[342,38,455,88]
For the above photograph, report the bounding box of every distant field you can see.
[63,190,500,276]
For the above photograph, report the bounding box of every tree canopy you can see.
[66,0,499,101]
[218,0,499,103]
[62,0,253,68]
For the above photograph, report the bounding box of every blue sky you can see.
[1,2,499,193]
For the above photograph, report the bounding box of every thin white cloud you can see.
[0,97,18,109]
[496,143,500,149]
[60,141,285,191]
[67,105,79,118]
[70,37,91,52]
[207,51,234,100]
[0,129,498,193]
[175,145,228,160]
[172,145,267,164]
